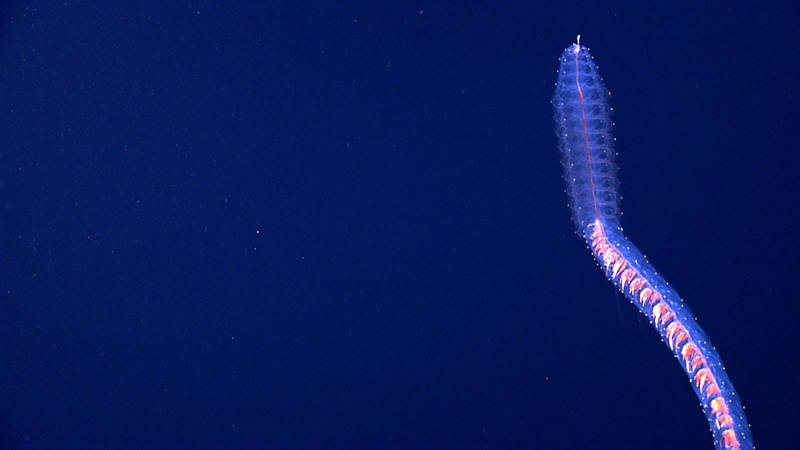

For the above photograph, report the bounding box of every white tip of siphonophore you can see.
[573,34,581,54]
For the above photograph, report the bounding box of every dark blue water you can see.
[2,2,796,448]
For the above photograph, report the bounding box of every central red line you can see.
[574,47,601,223]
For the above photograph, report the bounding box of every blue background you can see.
[2,2,796,449]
